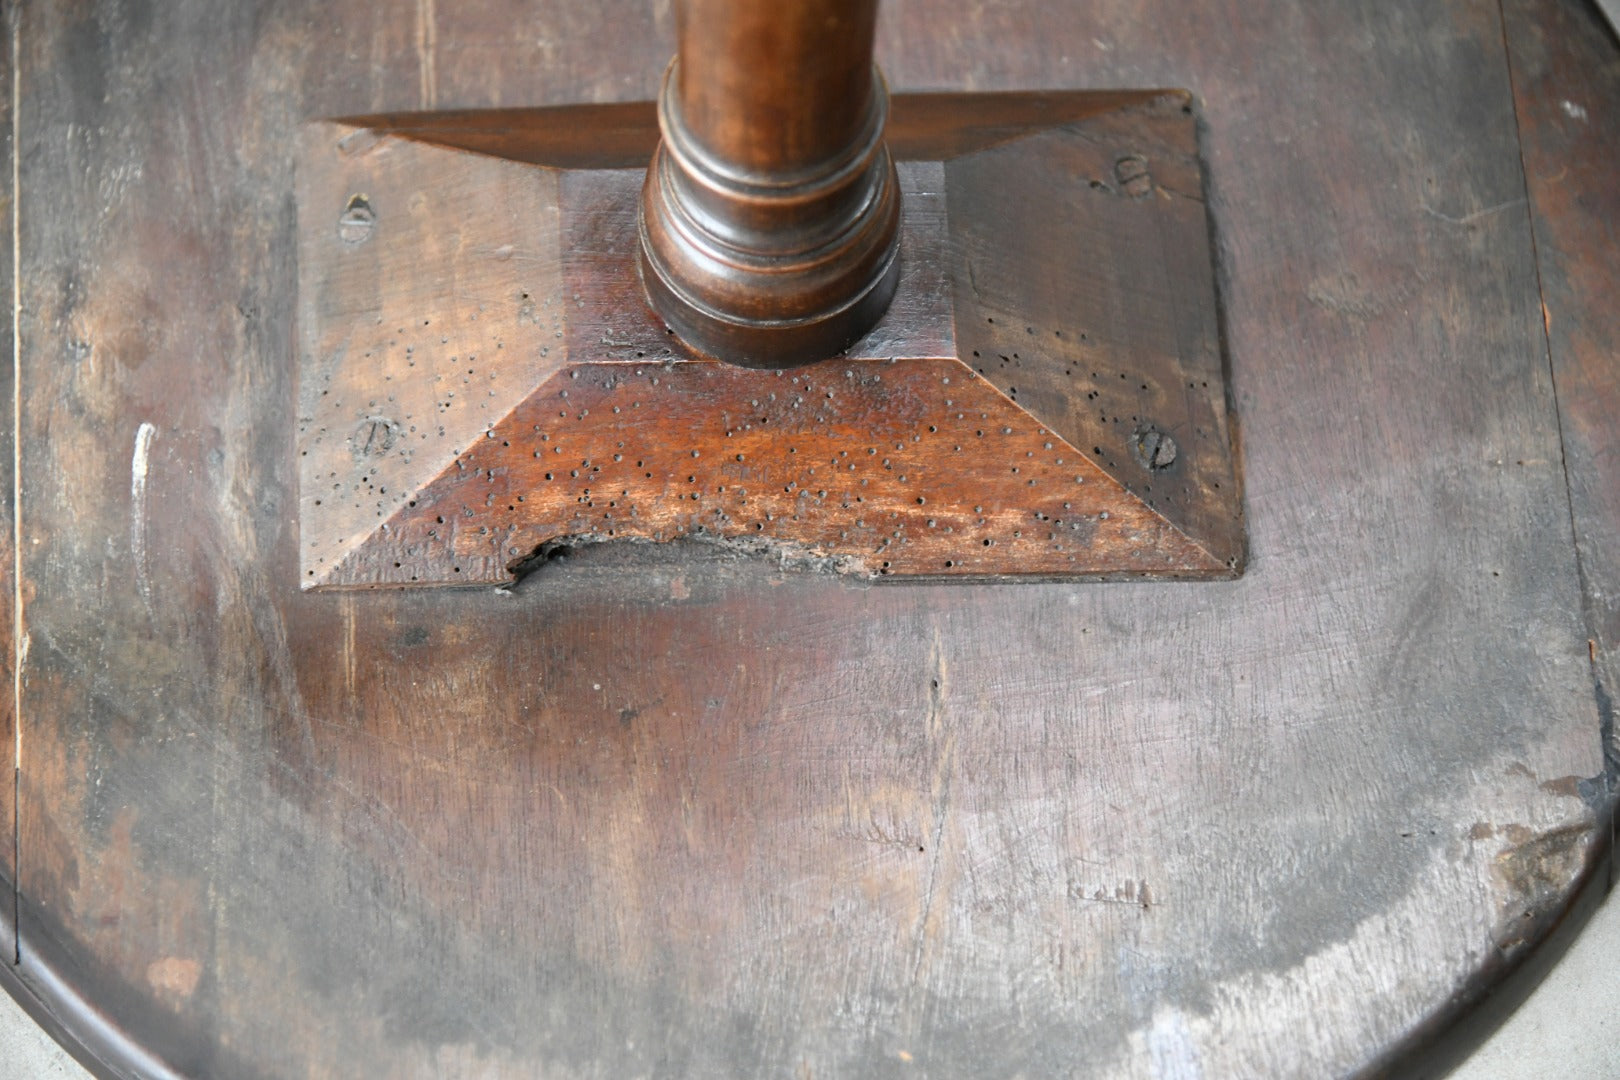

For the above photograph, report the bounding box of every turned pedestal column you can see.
[294,1,1242,586]
[637,0,903,368]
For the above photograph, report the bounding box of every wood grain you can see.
[1501,0,1620,804]
[0,0,16,951]
[3,0,1612,1077]
[640,0,901,365]
[297,92,1241,586]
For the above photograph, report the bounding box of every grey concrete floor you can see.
[0,883,1615,1077]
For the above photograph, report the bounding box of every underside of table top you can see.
[0,1,1616,1077]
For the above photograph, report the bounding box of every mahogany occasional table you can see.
[1,0,1616,1076]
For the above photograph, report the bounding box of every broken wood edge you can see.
[297,89,1244,590]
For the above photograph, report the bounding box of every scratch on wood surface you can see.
[130,422,157,611]
[1072,878,1158,909]
[13,632,25,776]
[1419,196,1526,226]
[11,2,21,791]
[415,0,437,110]
[908,627,955,990]
[342,594,356,696]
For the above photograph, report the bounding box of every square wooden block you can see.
[296,91,1244,588]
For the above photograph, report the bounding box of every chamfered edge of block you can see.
[295,91,1245,588]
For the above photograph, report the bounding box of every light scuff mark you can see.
[131,421,158,610]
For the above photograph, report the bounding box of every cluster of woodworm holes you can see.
[301,313,522,577]
[411,361,1131,575]
[964,316,1218,515]
[305,315,1219,579]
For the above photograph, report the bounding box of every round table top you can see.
[1,1,1616,1077]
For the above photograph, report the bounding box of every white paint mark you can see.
[131,422,157,610]
[1144,1008,1204,1080]
[131,423,156,489]
[1561,100,1589,122]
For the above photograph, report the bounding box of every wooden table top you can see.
[1,1,1615,1076]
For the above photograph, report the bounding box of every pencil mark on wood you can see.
[353,416,398,459]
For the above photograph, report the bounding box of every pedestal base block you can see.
[296,91,1244,587]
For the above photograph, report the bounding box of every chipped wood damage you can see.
[294,94,1244,588]
[0,0,1613,1077]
